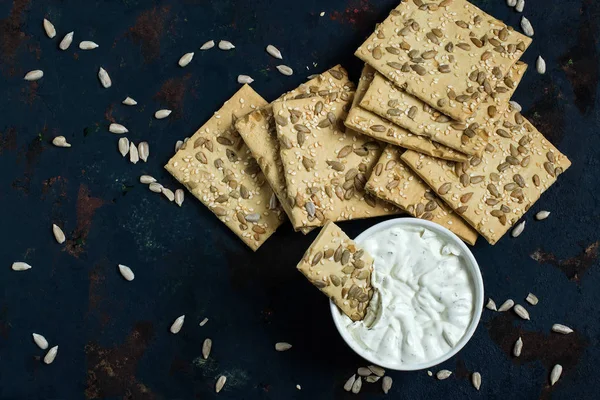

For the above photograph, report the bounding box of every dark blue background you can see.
[0,0,598,399]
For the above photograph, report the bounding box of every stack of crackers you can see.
[165,0,571,252]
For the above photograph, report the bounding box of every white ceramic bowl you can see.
[330,217,484,371]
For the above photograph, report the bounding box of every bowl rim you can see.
[329,217,484,371]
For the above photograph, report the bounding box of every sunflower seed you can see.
[357,367,372,376]
[52,224,66,244]
[202,338,212,359]
[351,376,362,394]
[43,345,58,364]
[513,337,523,357]
[368,365,385,377]
[305,201,316,217]
[471,372,481,390]
[509,101,522,112]
[276,65,293,76]
[52,136,71,148]
[109,123,128,134]
[176,52,194,68]
[215,375,227,393]
[149,182,163,193]
[122,97,137,106]
[170,315,185,333]
[245,213,260,222]
[427,370,433,376]
[129,142,139,164]
[437,370,452,380]
[511,221,525,237]
[199,317,209,326]
[118,264,135,281]
[366,376,380,383]
[552,324,573,334]
[200,40,215,50]
[550,364,562,385]
[382,376,392,394]
[237,75,254,84]
[514,304,530,320]
[343,374,356,391]
[536,56,546,74]
[162,187,175,201]
[155,109,172,119]
[275,342,292,351]
[515,0,525,12]
[486,298,497,311]
[32,333,49,350]
[138,141,149,162]
[59,31,74,50]
[175,189,185,207]
[79,41,99,50]
[24,70,43,81]
[498,299,514,312]
[43,18,56,38]
[521,16,534,36]
[266,44,283,59]
[118,137,130,157]
[507,0,517,6]
[525,293,538,305]
[98,67,111,88]
[218,40,235,50]
[139,175,156,184]
[175,140,183,152]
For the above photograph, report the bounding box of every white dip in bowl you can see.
[330,218,483,371]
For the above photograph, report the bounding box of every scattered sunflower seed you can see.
[218,40,235,50]
[521,16,534,36]
[12,262,32,271]
[155,109,172,119]
[266,44,283,59]
[79,41,99,50]
[200,40,215,50]
[550,364,562,386]
[109,123,128,134]
[515,0,525,12]
[437,370,452,380]
[175,189,185,207]
[199,317,208,326]
[32,333,49,350]
[162,187,175,202]
[511,221,525,237]
[498,299,515,312]
[382,376,393,394]
[351,376,362,394]
[526,293,539,305]
[118,137,130,157]
[52,224,66,244]
[237,75,254,84]
[472,372,481,390]
[170,315,185,334]
[357,367,372,376]
[514,304,530,320]
[149,182,163,193]
[43,18,56,38]
[118,264,135,281]
[275,342,292,351]
[535,210,550,220]
[343,375,356,391]
[43,345,58,364]
[178,52,194,67]
[52,136,71,148]
[59,31,74,50]
[129,142,139,164]
[276,65,293,76]
[122,97,137,106]
[513,337,523,357]
[507,0,517,6]
[244,213,260,222]
[175,140,183,152]
[536,56,546,74]
[552,324,573,334]
[24,70,43,81]
[215,375,227,393]
[366,376,380,383]
[139,175,156,184]
[98,67,112,88]
[202,338,212,359]
[138,141,149,162]
[368,365,385,377]
[486,298,497,311]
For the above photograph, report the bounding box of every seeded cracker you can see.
[401,107,571,244]
[236,66,355,233]
[345,65,468,163]
[273,92,401,229]
[165,85,284,251]
[366,145,477,244]
[361,61,527,155]
[354,0,532,122]
[297,221,374,321]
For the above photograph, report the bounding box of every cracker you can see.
[345,65,468,163]
[165,85,284,251]
[401,107,571,245]
[360,62,527,155]
[235,66,355,233]
[273,94,400,230]
[355,0,532,122]
[366,145,477,245]
[297,221,374,321]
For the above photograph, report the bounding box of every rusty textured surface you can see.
[0,0,598,399]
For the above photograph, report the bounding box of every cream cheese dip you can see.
[337,224,476,368]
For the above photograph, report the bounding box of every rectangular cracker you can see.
[401,109,571,245]
[235,66,355,233]
[355,0,532,122]
[273,94,401,230]
[165,85,285,251]
[297,221,374,321]
[360,62,527,155]
[366,145,477,245]
[346,65,468,163]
